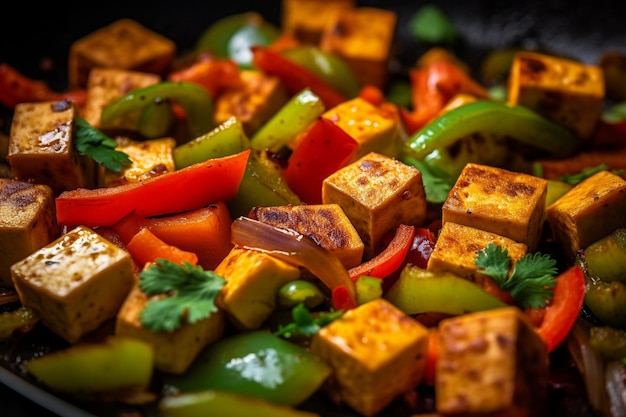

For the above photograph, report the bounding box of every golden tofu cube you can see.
[546,170,626,260]
[507,51,604,140]
[436,306,549,417]
[7,101,97,194]
[320,7,397,88]
[322,152,427,259]
[214,247,300,330]
[427,222,528,284]
[0,179,58,287]
[322,97,402,163]
[214,70,289,137]
[82,67,161,132]
[310,298,428,417]
[249,203,364,268]
[103,136,176,187]
[115,284,225,374]
[442,163,548,251]
[282,0,355,44]
[11,226,135,343]
[68,18,176,89]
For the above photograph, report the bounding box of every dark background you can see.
[1,1,625,416]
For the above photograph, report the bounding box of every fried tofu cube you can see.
[10,226,135,343]
[82,68,162,132]
[427,222,528,284]
[436,306,549,417]
[546,170,626,260]
[68,18,175,89]
[103,136,176,187]
[320,7,396,88]
[214,247,300,330]
[249,203,364,268]
[310,298,428,417]
[507,51,604,140]
[7,100,97,194]
[322,97,402,164]
[115,284,225,374]
[282,0,355,44]
[322,152,427,259]
[214,70,289,137]
[0,179,58,287]
[442,163,548,251]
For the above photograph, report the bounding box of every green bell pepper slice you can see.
[159,390,319,417]
[584,278,626,328]
[251,88,325,152]
[100,81,215,140]
[281,46,360,99]
[174,116,251,169]
[138,99,174,139]
[162,330,331,407]
[384,264,507,315]
[403,100,580,161]
[584,228,626,283]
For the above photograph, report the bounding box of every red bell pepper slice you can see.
[331,285,357,311]
[251,45,347,109]
[125,227,199,267]
[167,54,241,99]
[348,224,416,281]
[535,265,586,353]
[284,117,358,204]
[56,149,250,228]
[0,63,86,108]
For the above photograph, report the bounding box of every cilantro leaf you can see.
[559,164,625,185]
[74,117,131,172]
[274,303,343,339]
[475,243,558,309]
[402,156,455,203]
[138,259,226,332]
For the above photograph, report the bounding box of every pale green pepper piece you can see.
[355,275,383,305]
[250,88,325,152]
[276,280,326,309]
[138,99,174,139]
[174,116,251,169]
[584,228,626,283]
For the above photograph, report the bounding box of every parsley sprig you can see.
[74,117,131,172]
[475,243,558,309]
[274,303,343,339]
[138,259,226,332]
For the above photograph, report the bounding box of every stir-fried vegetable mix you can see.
[2,2,626,417]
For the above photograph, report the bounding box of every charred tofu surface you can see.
[546,170,626,260]
[282,0,355,44]
[214,70,289,137]
[214,247,301,330]
[436,306,549,417]
[322,152,427,259]
[320,7,397,88]
[0,179,58,287]
[249,203,364,268]
[82,67,162,132]
[68,18,176,89]
[7,101,96,194]
[428,222,528,283]
[10,226,135,343]
[310,298,428,417]
[507,51,604,140]
[115,284,225,374]
[322,97,402,163]
[443,163,548,251]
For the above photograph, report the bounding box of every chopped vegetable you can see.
[274,303,343,339]
[409,5,457,45]
[475,243,557,309]
[138,259,226,332]
[559,163,624,185]
[73,117,131,172]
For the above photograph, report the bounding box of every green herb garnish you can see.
[475,243,558,309]
[138,259,226,332]
[74,117,131,172]
[402,156,455,203]
[409,5,457,45]
[274,303,343,339]
[559,163,625,185]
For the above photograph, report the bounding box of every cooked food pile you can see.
[1,1,626,417]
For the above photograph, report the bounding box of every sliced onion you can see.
[230,216,356,305]
[606,360,626,417]
[0,288,19,305]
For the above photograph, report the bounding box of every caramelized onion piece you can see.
[231,216,356,305]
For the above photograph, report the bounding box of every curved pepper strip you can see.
[404,100,580,161]
[535,265,586,353]
[348,224,416,281]
[56,149,250,228]
[251,45,347,109]
[100,81,215,139]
